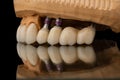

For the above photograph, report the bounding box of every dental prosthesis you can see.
[14,0,120,45]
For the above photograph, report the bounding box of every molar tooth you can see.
[47,18,62,45]
[77,46,96,64]
[60,27,78,45]
[77,25,95,45]
[16,25,27,43]
[26,23,38,44]
[26,45,38,65]
[60,46,78,64]
[16,43,27,61]
[48,46,62,71]
[37,17,50,44]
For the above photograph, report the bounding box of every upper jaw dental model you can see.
[15,0,120,45]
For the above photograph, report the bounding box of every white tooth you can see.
[26,23,38,44]
[60,46,78,64]
[47,26,62,45]
[37,24,49,44]
[48,46,62,64]
[16,25,27,43]
[37,46,49,63]
[77,46,96,64]
[26,45,38,65]
[16,43,27,61]
[60,27,78,45]
[77,26,95,45]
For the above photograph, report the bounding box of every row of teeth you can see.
[17,43,96,68]
[16,18,95,45]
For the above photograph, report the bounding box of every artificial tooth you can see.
[77,25,95,45]
[26,23,38,44]
[16,24,27,43]
[48,46,63,71]
[60,46,78,64]
[47,18,62,45]
[37,17,50,44]
[37,46,52,71]
[60,27,78,45]
[26,45,38,65]
[16,43,27,61]
[77,46,96,64]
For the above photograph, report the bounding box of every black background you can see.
[1,0,120,80]
[1,0,22,80]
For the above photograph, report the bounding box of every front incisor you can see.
[16,25,27,43]
[26,23,38,44]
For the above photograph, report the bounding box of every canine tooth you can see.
[26,45,38,65]
[60,27,78,45]
[26,23,38,44]
[77,46,96,64]
[16,25,27,43]
[77,25,95,45]
[16,43,27,61]
[60,46,77,64]
[37,46,52,71]
[37,17,50,44]
[48,46,63,71]
[47,18,62,45]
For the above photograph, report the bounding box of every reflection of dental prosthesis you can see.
[14,0,120,45]
[17,43,96,72]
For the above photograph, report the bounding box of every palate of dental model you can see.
[37,46,52,72]
[26,45,38,65]
[47,18,62,45]
[16,24,27,43]
[16,43,27,61]
[60,46,78,64]
[48,46,63,71]
[77,25,95,45]
[37,17,50,44]
[60,27,78,45]
[26,23,38,44]
[77,46,96,64]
